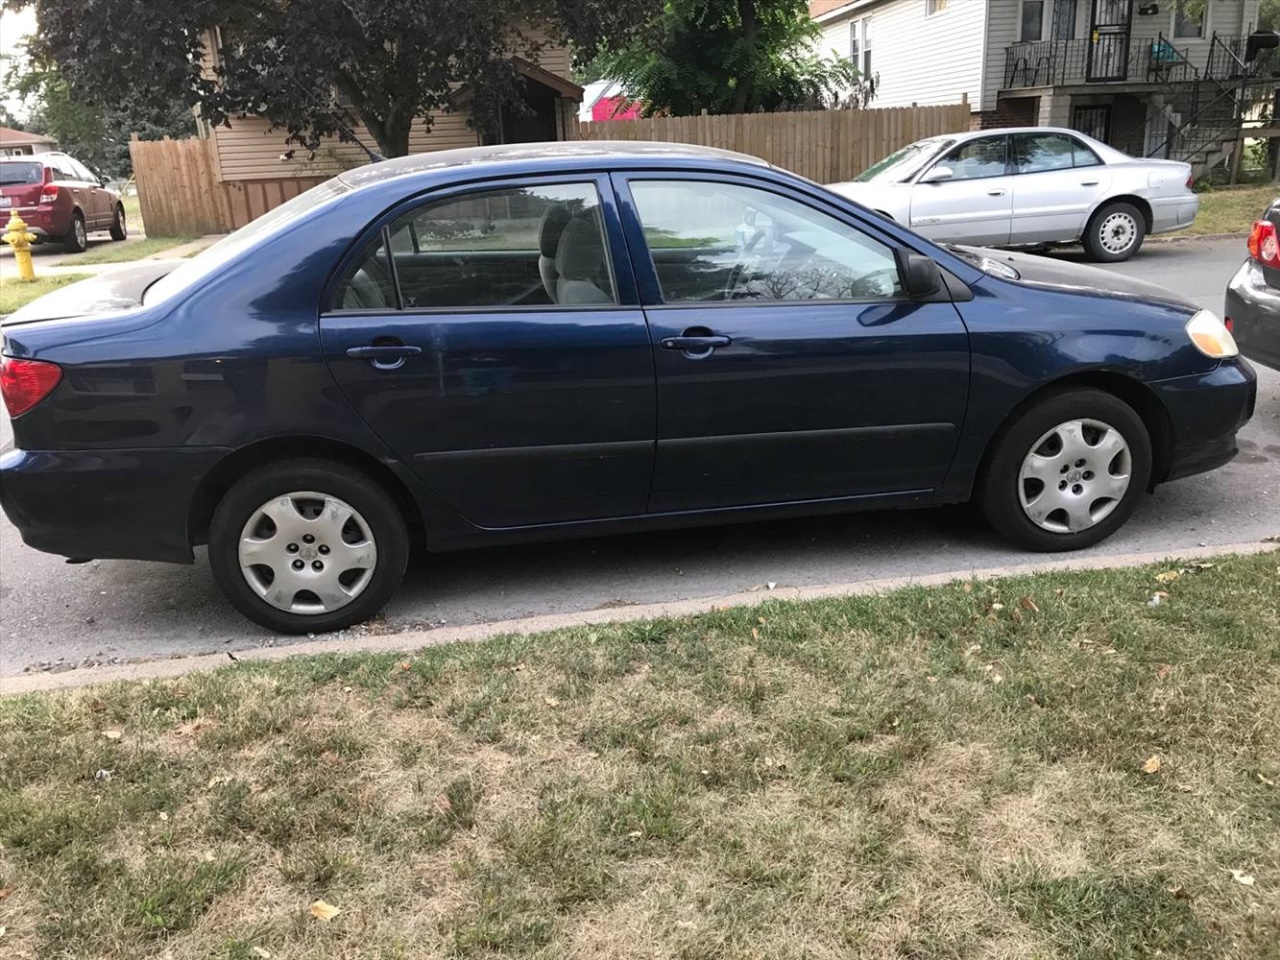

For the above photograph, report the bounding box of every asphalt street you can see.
[2,236,1278,677]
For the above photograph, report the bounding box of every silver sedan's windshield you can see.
[855,138,953,183]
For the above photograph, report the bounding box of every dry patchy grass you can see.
[1,552,1278,958]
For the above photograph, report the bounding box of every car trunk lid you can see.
[1,260,182,326]
[0,160,49,211]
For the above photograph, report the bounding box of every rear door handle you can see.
[346,345,422,360]
[1080,179,1100,186]
[660,335,731,351]
[346,344,422,370]
[987,188,1007,196]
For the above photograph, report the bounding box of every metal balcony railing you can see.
[1003,34,1227,89]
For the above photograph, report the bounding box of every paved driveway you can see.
[2,238,1277,676]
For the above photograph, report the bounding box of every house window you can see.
[849,18,872,77]
[1021,1,1045,41]
[1173,0,1206,39]
[1052,0,1077,40]
[925,0,948,15]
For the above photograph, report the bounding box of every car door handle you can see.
[987,188,1007,197]
[660,335,731,351]
[346,345,422,360]
[346,344,422,370]
[1080,179,1100,186]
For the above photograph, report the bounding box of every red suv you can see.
[0,152,127,253]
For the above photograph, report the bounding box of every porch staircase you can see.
[1146,32,1280,175]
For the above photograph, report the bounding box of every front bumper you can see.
[1225,258,1280,370]
[1149,194,1200,235]
[0,446,230,563]
[1148,359,1257,483]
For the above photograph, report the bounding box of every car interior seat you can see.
[538,205,574,301]
[555,217,613,304]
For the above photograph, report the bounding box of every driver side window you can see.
[932,136,1010,181]
[629,180,903,303]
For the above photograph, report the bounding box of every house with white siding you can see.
[811,0,1275,173]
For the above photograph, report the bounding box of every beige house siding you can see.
[203,22,576,182]
[816,0,989,112]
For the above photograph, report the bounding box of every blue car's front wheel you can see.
[981,388,1153,551]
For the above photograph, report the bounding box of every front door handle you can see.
[987,188,1007,196]
[1080,179,1100,186]
[346,343,422,370]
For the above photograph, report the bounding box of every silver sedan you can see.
[827,127,1199,262]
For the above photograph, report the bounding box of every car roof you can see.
[337,140,772,190]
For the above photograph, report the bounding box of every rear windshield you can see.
[143,177,352,305]
[0,161,44,186]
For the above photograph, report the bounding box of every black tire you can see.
[979,388,1152,552]
[109,204,127,241]
[208,458,410,633]
[63,211,88,253]
[1083,201,1146,263]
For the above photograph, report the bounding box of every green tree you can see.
[593,0,871,116]
[11,0,653,159]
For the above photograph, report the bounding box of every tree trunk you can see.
[359,106,412,158]
[730,0,760,114]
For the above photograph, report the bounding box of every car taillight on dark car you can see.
[0,355,62,417]
[1248,219,1280,266]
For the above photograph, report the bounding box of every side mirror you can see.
[919,166,954,184]
[99,175,110,187]
[897,251,945,301]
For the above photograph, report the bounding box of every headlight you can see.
[1185,309,1239,359]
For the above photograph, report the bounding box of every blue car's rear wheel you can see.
[209,459,409,633]
[981,389,1152,551]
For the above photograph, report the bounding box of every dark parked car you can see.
[0,143,1256,633]
[0,152,127,253]
[1225,202,1280,370]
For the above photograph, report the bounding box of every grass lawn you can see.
[0,274,93,315]
[120,194,143,235]
[1175,185,1280,237]
[1,552,1277,958]
[74,235,200,266]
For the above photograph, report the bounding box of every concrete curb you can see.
[1147,232,1248,245]
[4,540,1276,697]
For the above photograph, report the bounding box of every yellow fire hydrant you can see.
[3,211,38,282]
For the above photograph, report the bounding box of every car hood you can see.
[2,260,182,325]
[826,179,912,206]
[953,245,1198,312]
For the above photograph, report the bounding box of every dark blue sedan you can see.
[0,143,1256,633]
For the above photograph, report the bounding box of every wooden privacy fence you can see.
[574,100,972,184]
[129,134,327,237]
[131,100,971,235]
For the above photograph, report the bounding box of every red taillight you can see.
[1225,317,1235,333]
[1186,176,1196,190]
[1248,219,1280,266]
[0,356,62,417]
[38,185,58,205]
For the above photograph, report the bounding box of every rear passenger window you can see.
[1014,133,1101,173]
[332,182,617,311]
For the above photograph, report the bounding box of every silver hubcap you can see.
[74,219,86,245]
[238,492,377,615]
[1018,419,1132,534]
[117,210,126,235]
[1098,212,1137,255]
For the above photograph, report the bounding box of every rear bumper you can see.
[1225,258,1280,369]
[1149,359,1257,483]
[1149,194,1200,235]
[2,205,65,240]
[0,446,230,563]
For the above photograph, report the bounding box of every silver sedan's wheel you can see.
[1018,418,1132,534]
[1097,210,1138,257]
[238,491,378,615]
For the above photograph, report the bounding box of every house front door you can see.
[1086,0,1132,82]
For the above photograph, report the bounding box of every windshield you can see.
[0,160,44,186]
[143,177,352,305]
[855,138,953,183]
